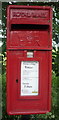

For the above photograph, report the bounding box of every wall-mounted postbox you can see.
[7,5,52,115]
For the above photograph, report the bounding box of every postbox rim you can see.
[7,5,52,11]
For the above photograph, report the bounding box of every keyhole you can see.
[16,79,18,83]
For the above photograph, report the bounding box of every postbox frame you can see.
[7,5,52,115]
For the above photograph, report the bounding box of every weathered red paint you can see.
[6,5,52,115]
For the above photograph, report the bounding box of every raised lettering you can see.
[12,10,48,19]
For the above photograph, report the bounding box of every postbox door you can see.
[7,50,52,115]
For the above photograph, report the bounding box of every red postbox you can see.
[7,5,52,115]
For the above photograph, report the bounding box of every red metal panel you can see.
[9,28,51,49]
[6,5,52,115]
